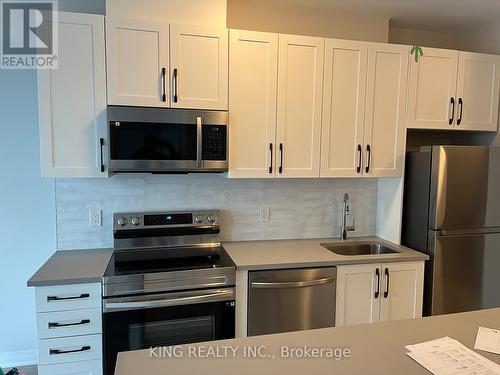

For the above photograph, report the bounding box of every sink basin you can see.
[320,241,400,256]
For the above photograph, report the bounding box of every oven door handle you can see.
[196,116,203,168]
[103,288,234,312]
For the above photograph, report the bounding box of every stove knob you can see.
[117,217,128,226]
[194,215,204,223]
[207,214,216,223]
[131,217,141,226]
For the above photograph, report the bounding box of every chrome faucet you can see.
[340,193,356,240]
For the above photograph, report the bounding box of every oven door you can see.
[103,288,235,375]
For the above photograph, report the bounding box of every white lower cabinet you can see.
[35,283,103,374]
[336,261,424,327]
[38,360,102,375]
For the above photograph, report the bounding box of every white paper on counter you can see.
[475,327,500,355]
[406,336,500,375]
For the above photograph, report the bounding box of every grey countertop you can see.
[223,236,428,270]
[115,308,500,375]
[27,248,113,287]
[27,237,427,286]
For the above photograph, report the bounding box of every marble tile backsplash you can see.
[55,175,378,250]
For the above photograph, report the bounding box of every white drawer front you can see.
[37,308,102,339]
[36,283,101,312]
[38,334,102,365]
[38,359,102,375]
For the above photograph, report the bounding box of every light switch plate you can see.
[260,206,270,222]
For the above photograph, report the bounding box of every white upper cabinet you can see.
[170,24,228,110]
[407,48,500,132]
[456,52,500,132]
[38,12,107,178]
[407,48,459,130]
[228,30,278,178]
[106,17,169,107]
[321,39,368,178]
[276,35,324,178]
[363,43,408,178]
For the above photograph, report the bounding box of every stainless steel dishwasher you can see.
[248,267,336,336]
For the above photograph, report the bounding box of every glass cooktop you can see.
[104,245,235,277]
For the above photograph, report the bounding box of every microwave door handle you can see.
[196,116,202,168]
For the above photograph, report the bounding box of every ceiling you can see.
[258,0,500,32]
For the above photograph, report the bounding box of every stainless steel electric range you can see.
[102,210,235,375]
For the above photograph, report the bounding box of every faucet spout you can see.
[340,193,355,240]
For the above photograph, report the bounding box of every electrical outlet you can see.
[259,206,270,222]
[90,208,102,227]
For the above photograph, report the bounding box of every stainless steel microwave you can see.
[107,106,228,174]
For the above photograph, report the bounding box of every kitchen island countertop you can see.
[115,307,500,375]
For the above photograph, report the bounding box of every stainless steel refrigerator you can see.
[402,146,500,316]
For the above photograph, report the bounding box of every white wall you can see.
[0,70,56,367]
[389,26,460,49]
[106,0,227,26]
[227,0,389,42]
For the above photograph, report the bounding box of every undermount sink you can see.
[320,241,400,256]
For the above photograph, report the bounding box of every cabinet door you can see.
[407,48,458,130]
[228,30,278,178]
[170,24,228,110]
[106,17,169,107]
[336,264,381,327]
[379,262,424,322]
[456,52,500,132]
[363,43,408,178]
[276,35,324,178]
[321,39,367,178]
[38,12,107,178]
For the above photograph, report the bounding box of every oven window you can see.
[129,316,215,350]
[110,121,197,160]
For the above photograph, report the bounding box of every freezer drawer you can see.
[427,230,500,315]
[247,267,336,336]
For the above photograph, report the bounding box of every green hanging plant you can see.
[410,45,424,62]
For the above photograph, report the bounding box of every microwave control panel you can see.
[202,125,227,160]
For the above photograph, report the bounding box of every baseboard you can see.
[0,349,37,368]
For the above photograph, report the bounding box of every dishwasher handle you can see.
[250,276,335,289]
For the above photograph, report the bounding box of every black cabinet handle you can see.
[99,138,105,173]
[365,145,371,174]
[375,268,380,299]
[269,143,273,174]
[50,346,91,355]
[47,293,90,302]
[279,143,283,174]
[161,67,166,102]
[457,98,463,125]
[356,144,362,173]
[49,319,90,329]
[173,68,178,103]
[384,268,390,298]
[449,97,455,125]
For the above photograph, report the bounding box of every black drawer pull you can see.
[279,143,283,174]
[356,144,362,173]
[449,97,455,125]
[50,346,91,355]
[269,143,273,174]
[457,97,463,125]
[47,293,90,302]
[173,68,178,103]
[48,319,90,328]
[375,268,380,299]
[365,145,371,173]
[161,67,167,102]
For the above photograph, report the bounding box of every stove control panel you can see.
[114,210,219,229]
